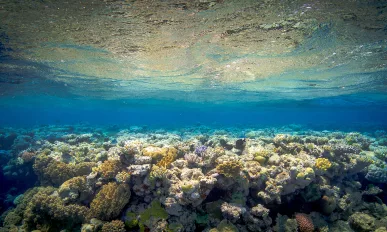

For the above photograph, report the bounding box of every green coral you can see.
[139,200,168,232]
[216,160,243,178]
[125,212,139,229]
[181,184,194,193]
[90,182,131,220]
[167,223,184,232]
[211,220,239,232]
[195,213,209,225]
[205,200,224,220]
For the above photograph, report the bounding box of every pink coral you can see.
[295,213,314,232]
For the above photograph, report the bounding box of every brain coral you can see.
[295,213,314,232]
[90,182,131,220]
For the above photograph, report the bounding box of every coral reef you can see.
[1,125,387,232]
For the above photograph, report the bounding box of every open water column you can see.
[1,0,387,231]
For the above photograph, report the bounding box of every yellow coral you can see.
[92,160,121,179]
[142,146,177,163]
[216,160,243,178]
[315,158,332,171]
[156,148,177,168]
[90,182,131,220]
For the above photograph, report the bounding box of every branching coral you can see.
[90,182,131,220]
